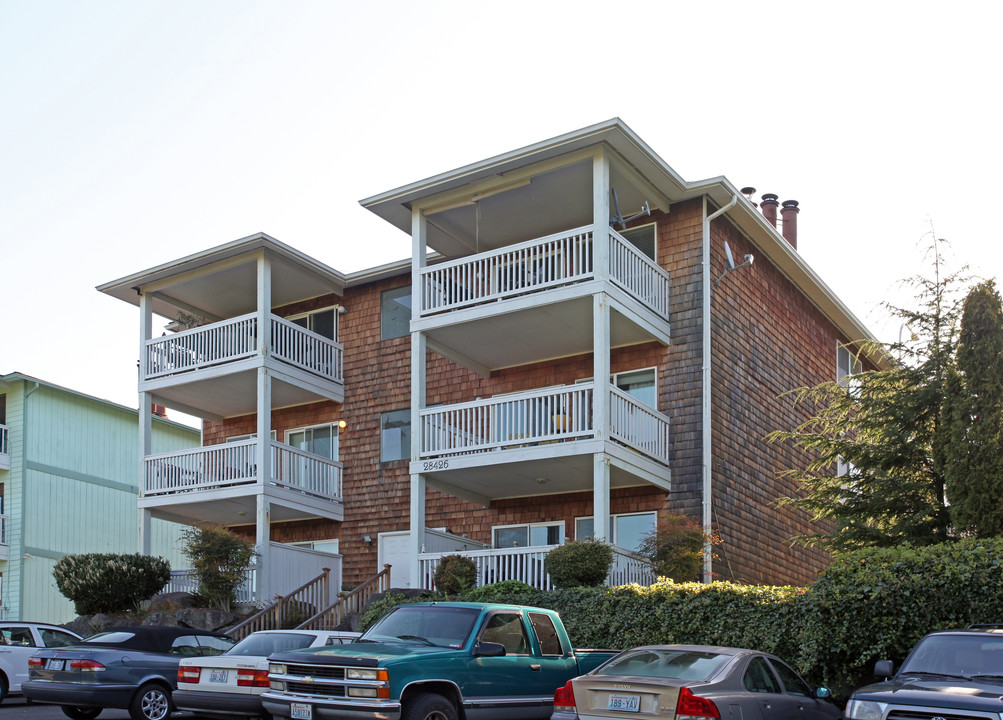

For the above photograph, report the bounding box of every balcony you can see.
[141,439,343,525]
[140,313,344,417]
[418,544,656,591]
[0,423,8,470]
[414,226,671,372]
[412,383,670,501]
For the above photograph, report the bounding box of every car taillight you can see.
[28,657,44,668]
[178,666,201,683]
[553,680,576,712]
[69,660,106,672]
[675,686,720,719]
[237,669,270,688]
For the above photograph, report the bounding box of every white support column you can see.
[593,148,611,280]
[255,253,273,602]
[138,292,153,555]
[593,455,611,543]
[255,495,270,603]
[408,207,428,589]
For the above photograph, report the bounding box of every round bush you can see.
[545,539,613,588]
[53,553,171,615]
[433,555,478,595]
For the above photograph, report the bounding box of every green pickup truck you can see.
[261,601,617,720]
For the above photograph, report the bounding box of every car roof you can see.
[82,626,231,653]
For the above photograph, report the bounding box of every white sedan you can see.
[174,629,359,719]
[0,621,82,703]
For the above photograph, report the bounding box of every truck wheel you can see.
[129,682,172,720]
[402,692,458,720]
[60,707,102,720]
[0,674,8,705]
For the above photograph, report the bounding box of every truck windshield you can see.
[361,606,480,648]
[900,634,1003,678]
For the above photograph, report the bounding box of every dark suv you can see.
[845,626,1003,720]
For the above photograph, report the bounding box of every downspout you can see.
[701,194,738,583]
[18,381,41,616]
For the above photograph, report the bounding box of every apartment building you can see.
[0,373,198,622]
[99,119,874,600]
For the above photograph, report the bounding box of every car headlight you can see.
[844,699,887,720]
[268,663,286,675]
[345,668,379,681]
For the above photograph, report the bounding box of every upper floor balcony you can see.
[141,312,344,418]
[0,423,8,470]
[140,438,343,525]
[411,382,671,502]
[414,225,671,372]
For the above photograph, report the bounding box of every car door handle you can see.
[530,664,541,672]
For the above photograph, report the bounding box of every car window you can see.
[40,628,80,648]
[479,613,530,655]
[196,635,235,656]
[598,649,728,681]
[529,612,565,656]
[744,656,781,693]
[324,635,356,645]
[170,635,204,657]
[1,627,37,647]
[770,658,812,696]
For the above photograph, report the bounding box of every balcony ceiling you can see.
[426,298,659,371]
[152,370,336,419]
[99,234,346,323]
[145,493,341,526]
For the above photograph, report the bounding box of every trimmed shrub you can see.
[545,539,613,588]
[637,514,715,582]
[460,579,535,602]
[53,553,171,615]
[433,554,478,596]
[181,525,257,612]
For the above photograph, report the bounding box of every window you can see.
[744,656,781,693]
[479,613,530,655]
[381,409,410,462]
[620,223,657,261]
[289,306,338,341]
[493,522,563,548]
[837,343,862,387]
[39,628,80,647]
[576,511,656,551]
[578,367,657,410]
[770,658,812,697]
[290,539,340,554]
[529,612,565,656]
[381,286,412,340]
[286,423,340,461]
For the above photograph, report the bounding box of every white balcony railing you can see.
[0,423,8,455]
[418,384,670,466]
[418,544,655,592]
[143,313,343,384]
[143,439,342,501]
[418,225,671,318]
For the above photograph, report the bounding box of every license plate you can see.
[45,659,65,671]
[607,693,640,712]
[290,703,312,720]
[209,669,228,683]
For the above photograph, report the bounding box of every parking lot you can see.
[1,697,194,720]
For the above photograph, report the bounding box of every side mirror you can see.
[814,687,832,700]
[874,660,895,678]
[473,642,506,658]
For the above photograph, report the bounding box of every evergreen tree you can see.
[945,280,1003,535]
[767,238,966,551]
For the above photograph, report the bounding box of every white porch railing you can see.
[419,384,594,457]
[143,312,343,384]
[609,387,671,465]
[166,566,256,604]
[0,423,8,455]
[418,384,670,466]
[144,439,342,500]
[418,544,655,591]
[417,225,670,319]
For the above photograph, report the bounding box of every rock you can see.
[142,611,179,627]
[146,592,198,612]
[176,608,240,632]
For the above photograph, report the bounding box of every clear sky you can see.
[2,0,1000,425]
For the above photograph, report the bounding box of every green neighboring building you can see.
[0,373,198,623]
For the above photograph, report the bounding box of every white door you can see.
[377,531,411,588]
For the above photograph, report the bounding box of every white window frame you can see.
[287,305,339,342]
[290,538,340,554]
[226,431,277,442]
[837,343,862,387]
[577,366,658,410]
[381,285,412,341]
[619,222,657,261]
[492,521,565,549]
[380,409,410,462]
[284,422,340,461]
[575,511,657,549]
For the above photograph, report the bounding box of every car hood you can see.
[270,642,462,667]
[854,677,1003,711]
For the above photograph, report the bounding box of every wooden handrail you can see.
[227,567,332,640]
[296,565,392,631]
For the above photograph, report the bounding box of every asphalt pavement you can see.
[0,696,196,720]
